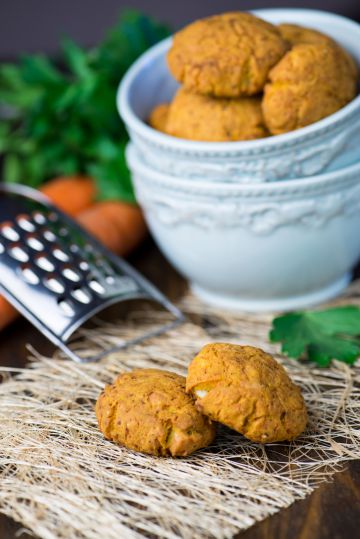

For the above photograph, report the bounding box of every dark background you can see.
[1,0,360,59]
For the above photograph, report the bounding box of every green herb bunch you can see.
[0,11,169,202]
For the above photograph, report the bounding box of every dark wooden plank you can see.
[238,461,360,539]
[0,240,359,539]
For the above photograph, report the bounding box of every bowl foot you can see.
[191,273,351,313]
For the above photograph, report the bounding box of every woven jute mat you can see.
[1,282,360,539]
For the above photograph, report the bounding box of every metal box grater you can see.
[0,183,185,362]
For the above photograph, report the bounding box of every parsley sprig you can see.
[270,305,360,367]
[0,11,170,202]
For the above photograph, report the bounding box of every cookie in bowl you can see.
[167,12,288,97]
[262,42,357,134]
[278,22,359,78]
[148,103,170,133]
[150,87,268,142]
[119,10,360,182]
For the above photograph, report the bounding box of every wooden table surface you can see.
[0,239,359,539]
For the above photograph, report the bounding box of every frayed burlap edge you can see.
[1,283,360,539]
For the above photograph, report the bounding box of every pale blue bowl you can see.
[118,9,360,183]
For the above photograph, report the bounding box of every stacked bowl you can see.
[118,9,360,312]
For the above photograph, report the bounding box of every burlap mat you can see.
[1,282,360,539]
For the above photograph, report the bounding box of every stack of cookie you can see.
[148,12,358,141]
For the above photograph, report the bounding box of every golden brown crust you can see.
[148,103,170,133]
[262,42,357,134]
[96,368,216,457]
[279,23,335,47]
[278,23,358,79]
[165,87,268,141]
[167,12,288,97]
[186,343,307,443]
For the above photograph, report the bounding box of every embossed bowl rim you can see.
[118,8,360,156]
[126,143,360,196]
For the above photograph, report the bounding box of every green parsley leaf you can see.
[270,306,360,367]
[61,38,93,80]
[3,153,22,183]
[0,10,170,203]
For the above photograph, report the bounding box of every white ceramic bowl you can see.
[127,143,360,311]
[118,9,360,183]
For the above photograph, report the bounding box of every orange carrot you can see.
[0,197,147,331]
[0,296,19,330]
[40,176,96,216]
[76,201,147,256]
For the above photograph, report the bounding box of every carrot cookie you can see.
[167,12,288,97]
[148,103,170,132]
[165,87,267,141]
[186,343,307,443]
[278,23,358,79]
[262,42,357,134]
[96,368,215,457]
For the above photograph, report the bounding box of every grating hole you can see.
[48,212,58,223]
[58,299,76,317]
[35,255,55,272]
[52,247,69,262]
[17,215,35,232]
[44,275,65,294]
[32,211,46,225]
[71,287,92,304]
[43,230,56,242]
[105,275,115,285]
[88,280,105,295]
[0,222,20,241]
[26,235,44,251]
[19,265,40,285]
[70,244,80,253]
[9,244,29,262]
[0,241,4,255]
[79,261,89,271]
[59,227,68,237]
[62,266,81,282]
